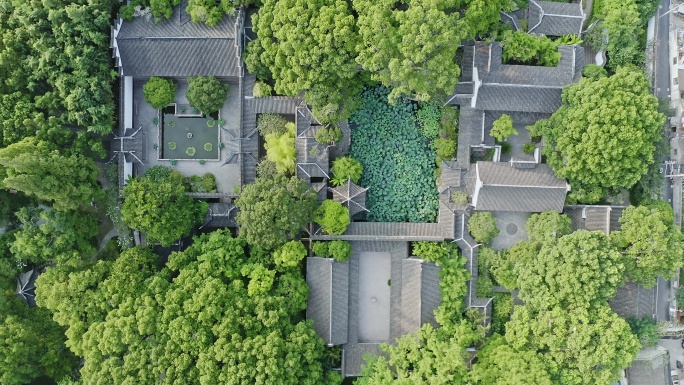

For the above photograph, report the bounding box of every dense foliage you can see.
[235,175,318,250]
[611,202,684,287]
[143,77,176,109]
[599,0,644,69]
[121,166,208,246]
[354,0,507,103]
[0,0,116,135]
[627,315,660,348]
[490,114,517,142]
[500,31,567,66]
[331,157,363,186]
[257,113,288,137]
[186,76,229,114]
[36,231,342,384]
[264,122,296,174]
[328,240,352,262]
[417,101,441,139]
[349,87,439,222]
[314,200,350,235]
[534,67,664,203]
[0,137,101,211]
[467,212,499,244]
[0,294,77,385]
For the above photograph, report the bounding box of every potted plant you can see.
[186,147,196,156]
[170,159,177,165]
[204,143,213,152]
[219,118,225,126]
[199,160,206,165]
[153,144,158,150]
[153,117,158,125]
[169,120,175,127]
[168,142,176,150]
[218,142,225,149]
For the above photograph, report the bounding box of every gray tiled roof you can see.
[528,0,585,37]
[201,203,236,228]
[456,106,484,169]
[476,84,562,113]
[438,161,461,193]
[306,257,349,346]
[16,270,39,308]
[609,282,657,320]
[474,162,568,212]
[310,222,445,242]
[114,2,241,78]
[398,259,441,336]
[247,97,301,115]
[626,346,670,385]
[330,180,369,217]
[564,205,627,234]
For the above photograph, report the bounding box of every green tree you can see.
[143,77,176,109]
[314,200,350,236]
[515,230,625,311]
[235,175,318,250]
[121,168,208,246]
[328,240,352,262]
[273,240,307,269]
[331,156,363,186]
[0,137,100,211]
[490,114,517,142]
[246,0,360,108]
[0,294,78,385]
[11,207,98,268]
[470,334,553,385]
[500,30,562,67]
[468,212,499,244]
[354,0,507,103]
[506,305,640,385]
[257,113,288,137]
[610,203,684,287]
[186,0,254,26]
[264,122,296,174]
[534,67,664,203]
[627,315,659,347]
[37,231,339,385]
[601,0,643,69]
[186,76,229,114]
[525,211,572,244]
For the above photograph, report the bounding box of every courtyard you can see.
[357,251,392,342]
[160,111,220,160]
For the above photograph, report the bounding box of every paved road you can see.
[655,0,674,322]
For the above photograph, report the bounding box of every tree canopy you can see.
[186,76,229,114]
[0,137,101,211]
[534,66,664,203]
[470,334,553,385]
[468,212,499,244]
[515,230,625,311]
[143,77,176,109]
[37,231,341,384]
[525,211,572,244]
[490,114,517,142]
[611,202,684,287]
[314,200,350,236]
[235,175,318,250]
[121,166,208,246]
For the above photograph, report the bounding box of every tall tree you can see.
[11,207,98,268]
[470,334,553,385]
[37,231,340,385]
[354,0,507,103]
[186,76,229,114]
[246,0,360,101]
[506,305,640,385]
[534,66,664,203]
[0,137,100,211]
[611,202,684,287]
[525,211,572,244]
[0,294,78,385]
[235,175,318,250]
[121,166,207,246]
[515,230,625,311]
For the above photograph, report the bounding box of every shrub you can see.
[329,240,352,262]
[583,64,608,80]
[253,81,273,97]
[627,315,659,348]
[491,114,517,142]
[204,143,213,152]
[187,173,216,193]
[186,76,229,114]
[207,120,215,127]
[219,118,225,126]
[257,113,288,137]
[314,126,343,144]
[186,147,196,156]
[143,77,175,109]
[417,101,441,138]
[331,157,363,186]
[523,143,536,155]
[256,159,279,178]
[451,190,469,205]
[198,160,205,165]
[314,200,350,235]
[501,142,511,154]
[170,159,177,165]
[412,241,449,263]
[218,142,225,149]
[434,138,456,160]
[153,117,159,125]
[264,122,296,174]
[440,106,459,139]
[312,241,330,257]
[500,30,562,66]
[491,293,514,334]
[468,212,499,244]
[349,87,439,222]
[168,142,176,150]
